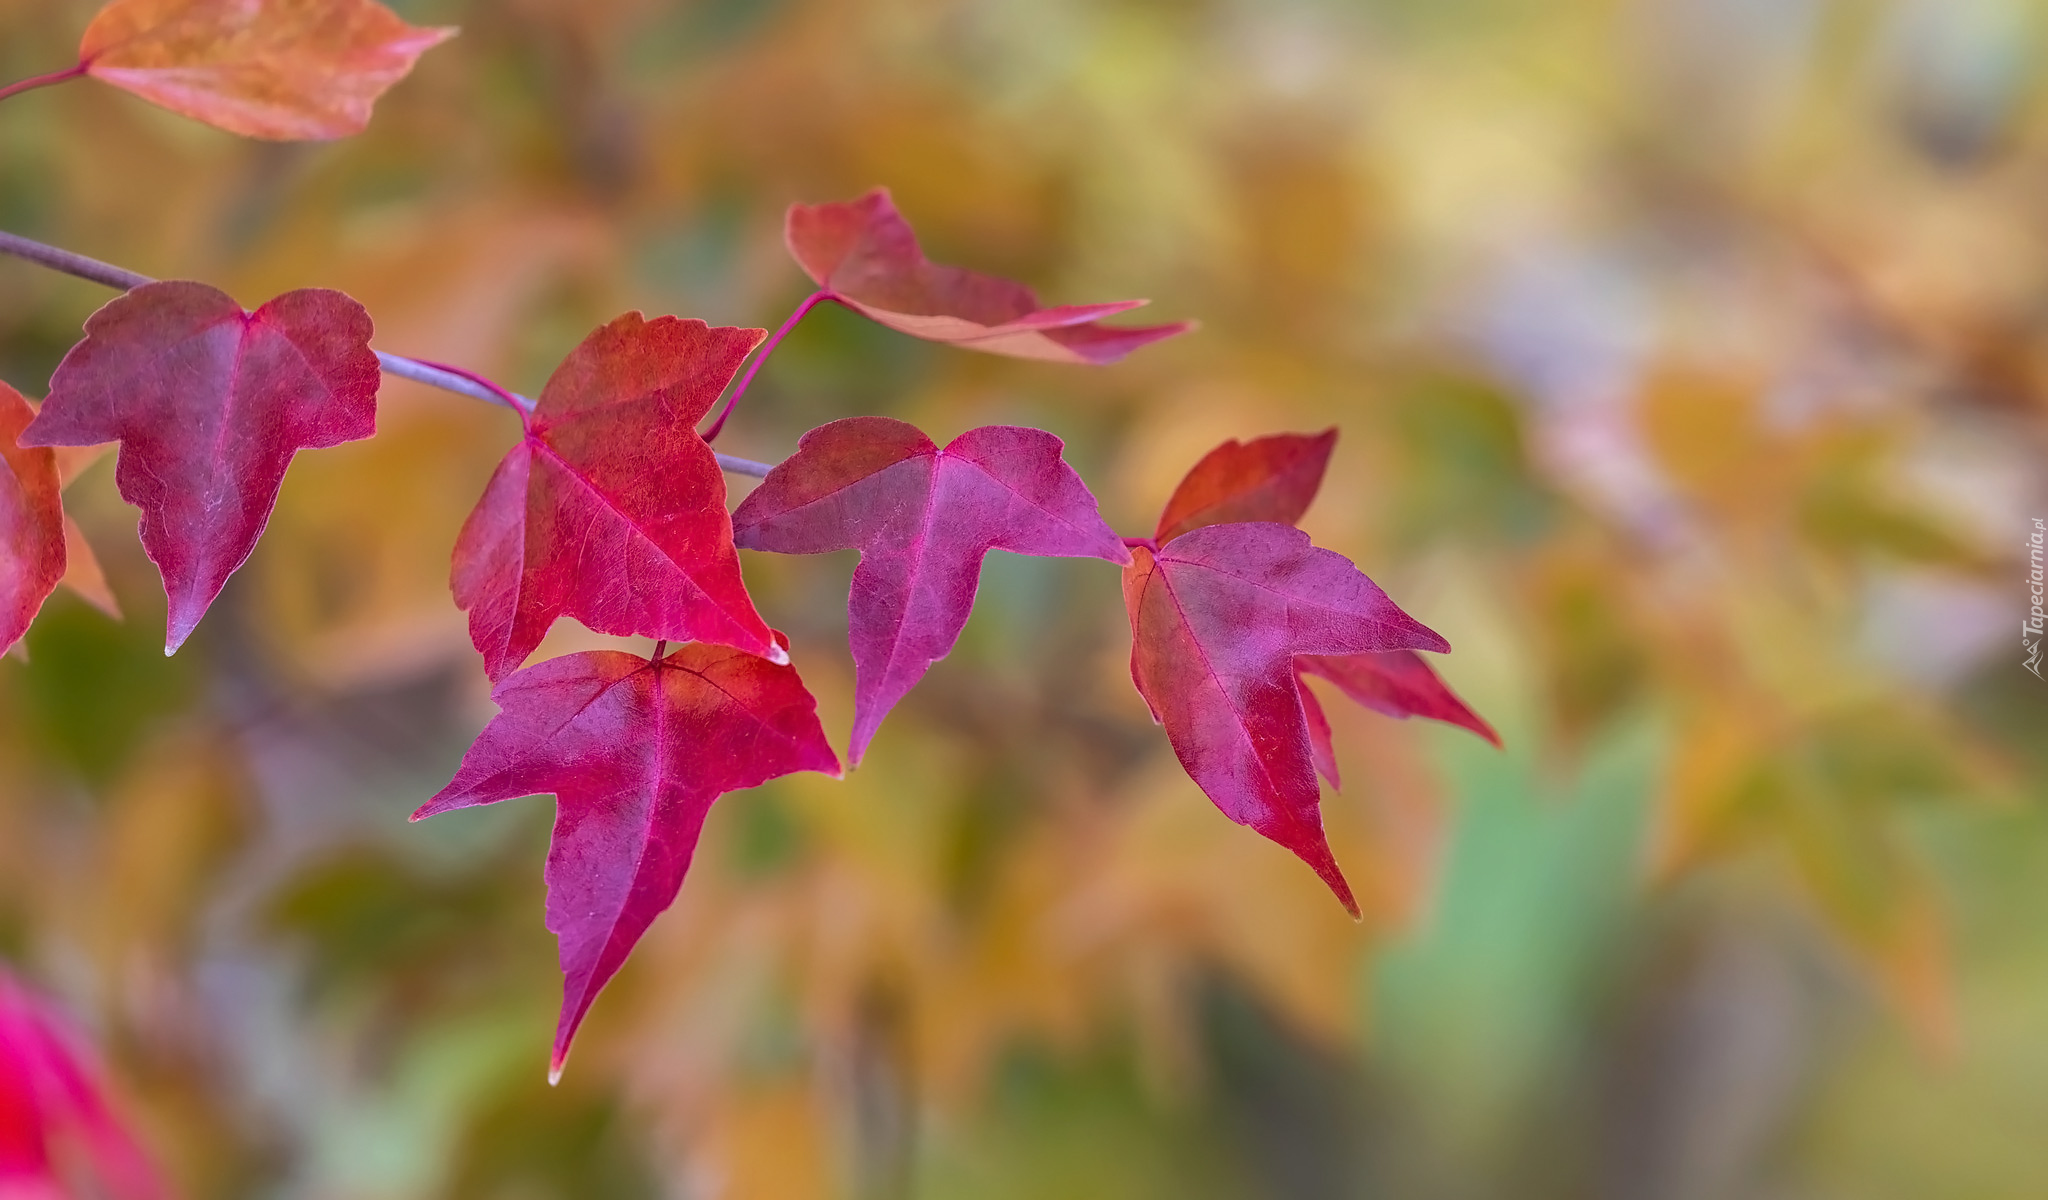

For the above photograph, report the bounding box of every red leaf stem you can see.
[699,288,833,443]
[0,64,87,105]
[403,357,533,416]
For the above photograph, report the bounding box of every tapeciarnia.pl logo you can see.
[2028,518,2045,679]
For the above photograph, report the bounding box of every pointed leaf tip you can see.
[1297,649,1498,747]
[164,611,198,656]
[1320,871,1364,922]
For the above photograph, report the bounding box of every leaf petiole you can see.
[0,63,87,107]
[401,357,534,418]
[699,289,835,443]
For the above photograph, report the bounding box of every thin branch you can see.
[0,64,86,106]
[700,288,834,442]
[392,355,534,415]
[715,452,773,478]
[0,230,149,291]
[0,227,778,478]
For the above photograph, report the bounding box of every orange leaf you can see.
[50,442,120,619]
[79,0,455,141]
[61,517,122,620]
[53,443,112,488]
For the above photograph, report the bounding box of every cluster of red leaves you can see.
[0,0,1494,1082]
[0,970,168,1200]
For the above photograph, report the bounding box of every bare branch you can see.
[0,228,778,479]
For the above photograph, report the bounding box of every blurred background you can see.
[2,0,2046,1194]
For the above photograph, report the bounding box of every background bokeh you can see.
[3,0,2047,1195]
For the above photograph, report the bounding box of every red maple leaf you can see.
[0,383,66,656]
[786,189,1191,364]
[413,641,840,1081]
[452,313,781,681]
[732,417,1129,764]
[21,281,379,653]
[0,970,169,1200]
[1125,430,1494,914]
[1159,430,1496,749]
[1124,524,1447,916]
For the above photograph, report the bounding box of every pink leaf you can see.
[1155,428,1337,543]
[732,417,1129,764]
[0,970,170,1200]
[1297,649,1500,747]
[0,384,66,655]
[412,640,840,1081]
[786,189,1191,365]
[21,281,378,653]
[451,313,780,680]
[1122,524,1447,916]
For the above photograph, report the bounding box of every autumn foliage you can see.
[7,0,2035,1194]
[0,0,1496,1137]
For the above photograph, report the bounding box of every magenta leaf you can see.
[20,281,377,653]
[1297,649,1500,748]
[451,313,781,680]
[0,383,66,656]
[732,416,1129,764]
[413,640,840,1080]
[786,189,1191,364]
[1123,523,1448,916]
[0,970,170,1200]
[1124,428,1497,911]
